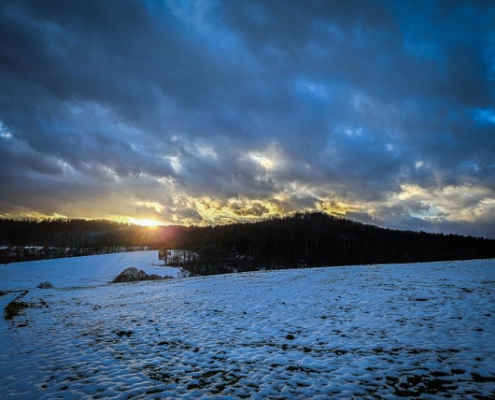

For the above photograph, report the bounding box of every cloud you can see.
[0,0,494,237]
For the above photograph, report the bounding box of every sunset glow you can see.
[130,219,162,229]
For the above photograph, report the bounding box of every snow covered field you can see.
[1,253,495,399]
[0,251,185,292]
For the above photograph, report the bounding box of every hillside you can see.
[0,251,185,292]
[0,218,171,248]
[158,212,495,275]
[2,213,495,270]
[1,254,494,398]
[0,218,182,263]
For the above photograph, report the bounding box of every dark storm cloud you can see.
[1,0,494,236]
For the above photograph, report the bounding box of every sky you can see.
[0,0,494,237]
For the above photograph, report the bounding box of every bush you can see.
[112,267,172,283]
[37,281,53,289]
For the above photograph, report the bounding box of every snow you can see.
[0,250,186,291]
[1,255,495,398]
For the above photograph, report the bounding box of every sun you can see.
[130,218,162,229]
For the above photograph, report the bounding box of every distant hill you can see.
[1,213,495,269]
[0,218,175,263]
[157,212,495,275]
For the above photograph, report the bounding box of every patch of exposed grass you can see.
[4,291,30,320]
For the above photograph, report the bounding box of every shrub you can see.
[113,267,144,283]
[37,281,53,289]
[112,267,172,283]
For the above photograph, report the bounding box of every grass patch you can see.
[4,291,31,320]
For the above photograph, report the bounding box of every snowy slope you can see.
[1,256,495,399]
[0,250,186,292]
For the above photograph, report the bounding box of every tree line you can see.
[2,213,495,271]
[158,212,495,275]
[0,218,167,263]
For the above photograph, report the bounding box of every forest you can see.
[1,213,495,272]
[0,218,169,263]
[158,212,495,275]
